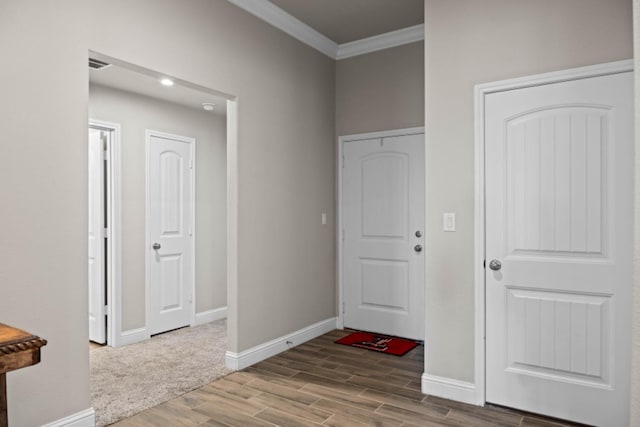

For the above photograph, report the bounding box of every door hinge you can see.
[189,160,193,169]
[104,304,109,316]
[342,301,345,314]
[103,149,109,161]
[103,227,110,239]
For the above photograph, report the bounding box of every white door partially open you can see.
[88,127,106,344]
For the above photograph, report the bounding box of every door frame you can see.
[88,119,122,346]
[337,126,425,331]
[145,129,197,335]
[473,59,634,406]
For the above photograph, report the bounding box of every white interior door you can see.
[88,128,106,344]
[148,131,194,336]
[485,71,633,425]
[343,133,425,340]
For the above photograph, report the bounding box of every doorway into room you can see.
[87,52,238,426]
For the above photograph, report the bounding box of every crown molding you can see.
[227,0,425,60]
[336,24,425,60]
[227,0,339,58]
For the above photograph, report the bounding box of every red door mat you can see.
[335,331,418,356]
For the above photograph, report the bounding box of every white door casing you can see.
[342,131,425,340]
[147,131,194,336]
[88,128,106,344]
[483,70,633,425]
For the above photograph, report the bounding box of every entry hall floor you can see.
[113,329,582,427]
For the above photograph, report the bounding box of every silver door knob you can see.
[489,259,502,271]
[152,243,161,250]
[414,244,423,253]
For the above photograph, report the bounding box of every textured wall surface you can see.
[632,2,640,426]
[0,1,335,425]
[336,41,424,137]
[424,0,633,383]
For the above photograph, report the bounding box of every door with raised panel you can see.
[148,131,194,336]
[343,132,424,340]
[485,71,633,425]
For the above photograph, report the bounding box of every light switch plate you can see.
[443,212,456,232]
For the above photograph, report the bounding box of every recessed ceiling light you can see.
[160,78,174,87]
[202,103,216,111]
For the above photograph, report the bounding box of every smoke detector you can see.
[202,103,216,111]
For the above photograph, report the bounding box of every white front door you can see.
[88,128,106,344]
[342,132,425,340]
[148,131,194,336]
[485,71,633,425]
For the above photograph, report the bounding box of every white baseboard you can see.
[226,317,337,370]
[421,373,480,406]
[116,327,149,347]
[42,408,95,427]
[194,306,228,326]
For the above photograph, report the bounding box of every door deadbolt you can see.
[414,244,423,253]
[152,243,161,250]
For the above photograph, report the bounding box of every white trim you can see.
[194,306,228,326]
[227,0,338,58]
[421,374,477,405]
[118,327,149,346]
[473,59,634,407]
[42,408,95,427]
[339,126,425,143]
[337,127,425,331]
[475,59,634,95]
[226,99,239,355]
[336,24,424,60]
[145,130,196,337]
[89,120,122,347]
[225,317,337,370]
[190,138,197,328]
[226,0,424,60]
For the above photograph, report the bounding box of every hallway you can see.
[113,329,581,426]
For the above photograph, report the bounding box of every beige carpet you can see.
[90,319,231,426]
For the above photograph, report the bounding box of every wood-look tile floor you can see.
[112,329,582,427]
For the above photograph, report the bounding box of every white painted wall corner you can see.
[225,317,337,370]
[42,408,95,427]
[195,306,228,326]
[421,373,480,406]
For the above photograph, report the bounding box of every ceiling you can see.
[90,63,228,116]
[269,0,424,44]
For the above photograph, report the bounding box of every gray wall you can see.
[633,2,640,425]
[89,84,227,330]
[0,1,335,425]
[336,41,424,136]
[424,0,633,383]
